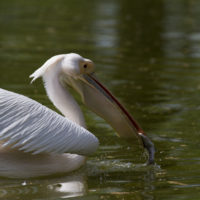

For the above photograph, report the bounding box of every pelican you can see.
[0,53,155,178]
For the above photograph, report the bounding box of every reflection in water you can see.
[0,162,161,200]
[0,172,86,199]
[92,1,119,55]
[162,0,200,59]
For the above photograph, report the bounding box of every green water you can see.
[0,0,200,199]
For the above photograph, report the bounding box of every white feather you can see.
[0,88,99,155]
[29,55,65,83]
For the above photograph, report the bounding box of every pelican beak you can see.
[64,73,155,164]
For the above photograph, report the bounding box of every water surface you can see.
[0,0,200,199]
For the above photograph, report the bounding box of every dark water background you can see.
[0,0,200,199]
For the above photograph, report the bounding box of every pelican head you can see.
[30,53,155,164]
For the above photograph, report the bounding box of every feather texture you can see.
[0,88,99,155]
[29,54,65,83]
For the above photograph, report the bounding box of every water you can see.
[0,0,200,199]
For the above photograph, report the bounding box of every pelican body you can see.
[0,53,154,178]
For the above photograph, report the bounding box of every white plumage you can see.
[0,88,98,155]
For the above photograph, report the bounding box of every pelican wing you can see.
[0,89,99,155]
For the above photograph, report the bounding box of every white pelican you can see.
[0,53,155,178]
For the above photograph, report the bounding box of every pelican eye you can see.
[83,64,87,69]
